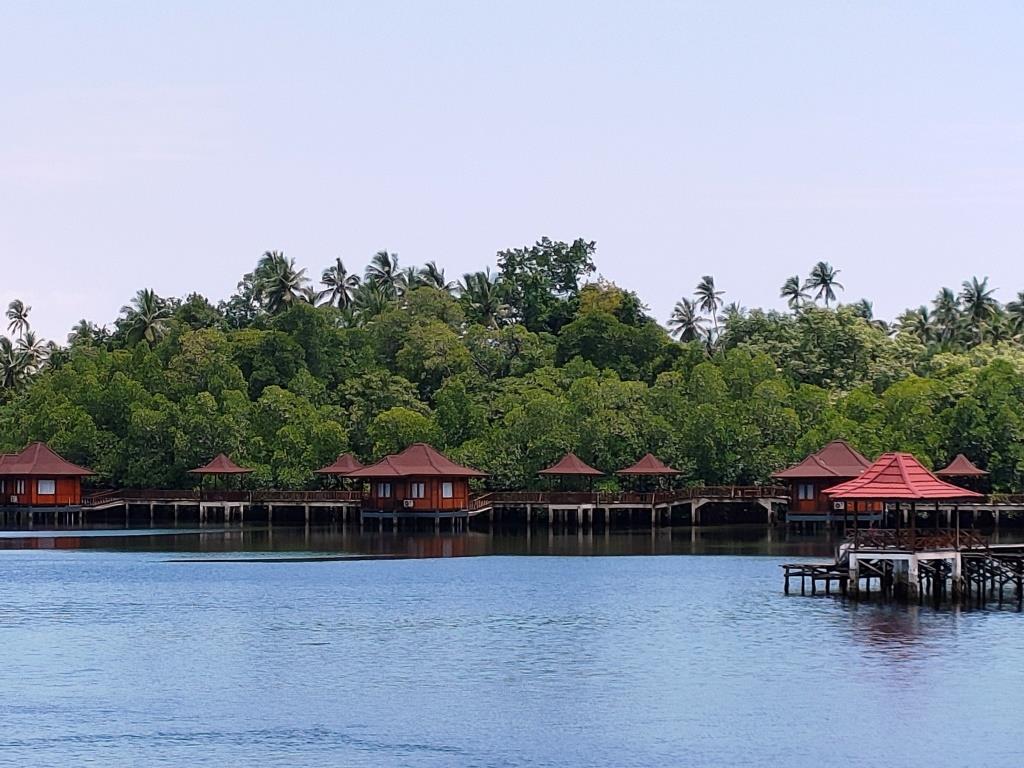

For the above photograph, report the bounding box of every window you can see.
[15,480,25,495]
[377,482,392,498]
[797,483,815,501]
[441,482,454,499]
[409,482,426,499]
[37,479,56,495]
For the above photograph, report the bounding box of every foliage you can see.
[2,247,1024,493]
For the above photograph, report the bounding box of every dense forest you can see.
[1,238,1023,491]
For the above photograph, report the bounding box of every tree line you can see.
[1,238,1023,492]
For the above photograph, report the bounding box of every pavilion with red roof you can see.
[936,454,988,480]
[347,443,485,513]
[825,453,984,503]
[0,442,94,506]
[315,452,365,476]
[189,453,253,476]
[538,452,603,477]
[772,439,872,517]
[616,453,680,476]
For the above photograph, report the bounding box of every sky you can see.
[2,1,1022,341]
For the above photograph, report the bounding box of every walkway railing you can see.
[472,486,788,508]
[847,528,989,552]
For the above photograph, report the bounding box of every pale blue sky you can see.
[2,2,1022,341]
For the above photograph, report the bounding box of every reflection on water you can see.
[0,526,1022,767]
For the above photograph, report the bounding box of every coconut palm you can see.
[255,251,309,313]
[897,306,934,345]
[0,336,28,389]
[804,262,844,307]
[16,330,47,373]
[694,275,724,340]
[780,275,809,310]
[958,276,998,344]
[352,281,393,323]
[931,287,961,344]
[364,250,401,299]
[419,261,456,292]
[459,269,509,328]
[320,258,361,310]
[120,288,172,346]
[399,265,422,296]
[68,319,95,346]
[1006,291,1024,338]
[6,299,31,338]
[667,298,707,342]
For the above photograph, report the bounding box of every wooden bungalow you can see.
[0,443,94,507]
[347,443,486,513]
[772,439,872,516]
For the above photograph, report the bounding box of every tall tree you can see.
[694,275,724,340]
[320,258,361,310]
[6,299,31,338]
[1006,291,1024,338]
[459,269,508,328]
[419,261,455,292]
[804,262,844,307]
[120,288,172,346]
[780,276,809,310]
[931,287,961,345]
[364,250,402,299]
[667,298,707,342]
[255,251,309,313]
[959,276,998,344]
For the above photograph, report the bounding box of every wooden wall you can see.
[364,477,471,512]
[0,477,82,506]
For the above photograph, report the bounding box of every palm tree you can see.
[0,336,29,389]
[255,251,309,313]
[399,265,421,296]
[804,262,844,307]
[419,261,456,292]
[897,306,934,345]
[16,330,47,373]
[352,281,393,323]
[6,299,31,338]
[694,276,724,340]
[780,275,809,310]
[320,258,361,310]
[459,269,508,328]
[68,319,95,346]
[120,288,172,346]
[1006,291,1024,338]
[667,298,707,342]
[931,287,961,345]
[364,250,401,299]
[959,276,998,344]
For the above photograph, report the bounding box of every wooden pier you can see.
[782,529,1024,607]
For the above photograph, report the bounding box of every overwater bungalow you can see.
[772,440,872,522]
[0,443,94,507]
[347,443,486,515]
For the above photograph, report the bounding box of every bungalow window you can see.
[441,482,454,499]
[38,479,56,495]
[377,482,392,498]
[15,480,25,495]
[410,482,426,499]
[797,483,815,501]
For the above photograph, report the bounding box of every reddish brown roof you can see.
[315,452,365,475]
[347,444,486,479]
[773,439,872,479]
[538,452,603,477]
[0,443,94,477]
[825,453,983,501]
[935,453,988,478]
[189,453,254,474]
[617,453,680,476]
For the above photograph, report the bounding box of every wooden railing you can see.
[847,528,989,552]
[472,486,788,508]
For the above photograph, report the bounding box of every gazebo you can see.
[189,454,253,495]
[936,454,988,478]
[825,452,983,543]
[315,452,365,488]
[616,453,680,491]
[538,452,603,491]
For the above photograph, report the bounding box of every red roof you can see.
[825,452,984,501]
[347,444,486,479]
[773,440,872,479]
[315,452,365,475]
[189,453,253,474]
[617,453,680,476]
[0,443,94,477]
[935,453,988,478]
[538,452,603,477]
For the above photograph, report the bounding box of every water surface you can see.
[1,526,1021,767]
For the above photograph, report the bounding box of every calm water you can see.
[1,525,1022,767]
